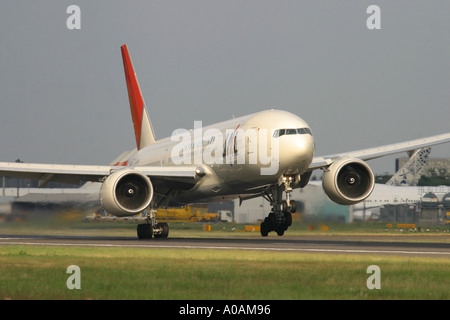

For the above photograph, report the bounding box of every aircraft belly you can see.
[172,163,272,204]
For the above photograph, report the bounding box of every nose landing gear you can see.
[260,175,298,237]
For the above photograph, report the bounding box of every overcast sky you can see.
[0,1,449,174]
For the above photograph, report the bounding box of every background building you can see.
[396,157,450,178]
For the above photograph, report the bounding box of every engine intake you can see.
[322,158,375,205]
[100,169,153,216]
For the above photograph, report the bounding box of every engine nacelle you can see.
[322,158,375,205]
[100,168,153,217]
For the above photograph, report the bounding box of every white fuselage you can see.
[127,109,315,204]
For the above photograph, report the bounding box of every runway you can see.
[1,234,450,258]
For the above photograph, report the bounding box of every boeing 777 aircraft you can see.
[1,45,449,238]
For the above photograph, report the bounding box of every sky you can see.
[0,1,449,175]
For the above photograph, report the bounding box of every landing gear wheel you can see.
[137,224,144,239]
[260,219,270,237]
[260,177,299,237]
[154,222,169,238]
[137,223,153,239]
[276,227,285,236]
[289,200,297,213]
[161,222,169,238]
[280,200,288,212]
[284,211,292,227]
[267,211,277,225]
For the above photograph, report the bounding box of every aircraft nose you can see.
[278,135,314,172]
[296,135,315,162]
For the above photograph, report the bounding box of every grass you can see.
[0,218,450,299]
[0,245,450,299]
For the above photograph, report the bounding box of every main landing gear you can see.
[137,207,169,239]
[260,175,297,237]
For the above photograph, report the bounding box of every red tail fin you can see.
[121,45,156,150]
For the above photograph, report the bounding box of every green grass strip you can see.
[0,245,449,300]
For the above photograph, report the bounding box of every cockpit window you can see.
[297,128,312,135]
[286,129,297,135]
[273,127,312,137]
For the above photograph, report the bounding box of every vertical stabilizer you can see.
[386,147,431,186]
[121,45,156,150]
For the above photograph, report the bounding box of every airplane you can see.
[0,44,450,238]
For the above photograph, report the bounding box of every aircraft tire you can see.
[276,228,285,236]
[289,200,297,213]
[154,222,169,238]
[161,222,169,238]
[137,223,152,239]
[260,219,269,237]
[284,212,292,227]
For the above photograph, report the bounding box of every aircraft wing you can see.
[0,162,200,188]
[308,132,450,171]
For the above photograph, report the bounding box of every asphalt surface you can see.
[1,234,450,258]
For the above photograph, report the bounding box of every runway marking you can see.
[1,240,450,256]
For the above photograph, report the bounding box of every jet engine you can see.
[100,168,153,216]
[322,158,375,205]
